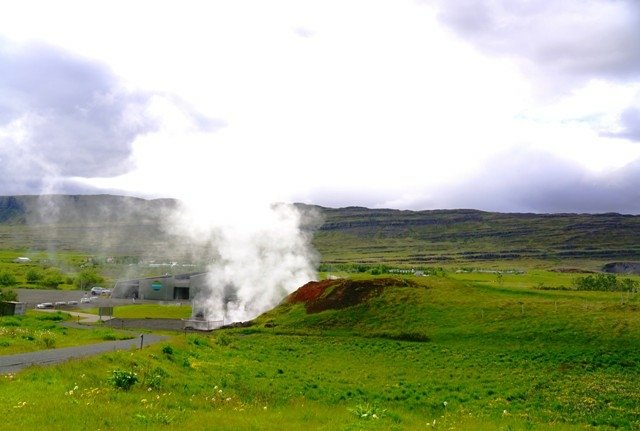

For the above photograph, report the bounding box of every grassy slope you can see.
[3,196,640,268]
[1,275,638,430]
[314,207,640,268]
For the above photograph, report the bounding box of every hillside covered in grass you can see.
[3,274,639,429]
[252,274,640,428]
[2,195,640,268]
[313,206,640,267]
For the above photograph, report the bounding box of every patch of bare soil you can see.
[287,277,419,314]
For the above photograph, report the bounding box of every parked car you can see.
[36,302,53,309]
[67,300,78,306]
[90,286,105,295]
[54,301,66,307]
[80,297,91,304]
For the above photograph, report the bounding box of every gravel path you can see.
[0,333,167,374]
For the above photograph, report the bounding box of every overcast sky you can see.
[1,0,640,213]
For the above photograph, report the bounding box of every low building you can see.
[1,301,26,316]
[112,272,208,301]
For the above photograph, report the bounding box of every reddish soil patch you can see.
[288,279,337,303]
[287,277,419,314]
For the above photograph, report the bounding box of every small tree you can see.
[0,271,17,287]
[75,269,105,291]
[25,268,43,284]
[41,268,65,289]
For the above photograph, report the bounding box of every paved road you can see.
[2,289,179,374]
[16,288,166,310]
[0,333,167,374]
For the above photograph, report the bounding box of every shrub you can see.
[36,311,65,321]
[25,268,43,283]
[41,334,56,349]
[109,369,138,390]
[161,344,174,355]
[144,366,169,389]
[0,288,18,302]
[41,268,65,288]
[573,274,639,292]
[0,272,17,286]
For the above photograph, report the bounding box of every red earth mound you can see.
[287,277,419,314]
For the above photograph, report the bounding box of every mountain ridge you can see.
[1,194,639,266]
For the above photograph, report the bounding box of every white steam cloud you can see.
[169,201,320,323]
[74,87,322,323]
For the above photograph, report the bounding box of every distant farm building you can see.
[112,272,209,301]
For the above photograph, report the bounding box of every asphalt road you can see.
[0,289,176,374]
[16,288,153,310]
[0,333,167,374]
[2,289,186,374]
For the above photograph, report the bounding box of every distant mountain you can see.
[1,195,640,267]
[313,206,640,265]
[0,195,181,255]
[0,194,177,225]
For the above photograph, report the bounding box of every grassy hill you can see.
[2,195,640,269]
[0,195,198,258]
[3,274,639,429]
[313,206,640,268]
[251,274,640,428]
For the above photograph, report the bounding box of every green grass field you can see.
[81,304,192,319]
[0,311,134,354]
[1,274,638,429]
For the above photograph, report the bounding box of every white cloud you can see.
[1,0,640,213]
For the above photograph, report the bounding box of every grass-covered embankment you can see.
[1,275,639,429]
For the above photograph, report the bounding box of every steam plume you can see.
[170,201,320,322]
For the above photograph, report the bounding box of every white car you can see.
[67,300,78,306]
[80,297,91,303]
[90,286,105,295]
[36,302,53,309]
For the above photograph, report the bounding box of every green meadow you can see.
[0,311,133,355]
[1,274,639,430]
[81,304,192,319]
